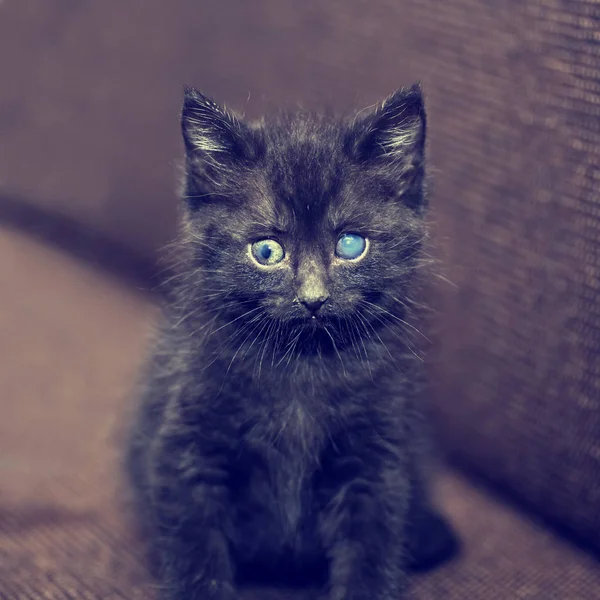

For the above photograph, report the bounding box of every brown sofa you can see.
[1,1,599,599]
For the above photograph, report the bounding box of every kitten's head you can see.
[177,85,428,350]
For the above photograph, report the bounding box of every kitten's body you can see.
[127,86,457,600]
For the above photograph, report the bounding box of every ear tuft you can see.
[349,84,427,209]
[377,84,425,158]
[181,86,251,162]
[352,83,426,166]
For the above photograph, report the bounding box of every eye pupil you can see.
[336,233,367,260]
[261,246,272,259]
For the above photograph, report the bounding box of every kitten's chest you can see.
[241,399,326,542]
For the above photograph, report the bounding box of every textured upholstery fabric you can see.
[1,226,599,599]
[0,226,156,599]
[408,0,600,554]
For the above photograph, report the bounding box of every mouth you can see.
[307,314,328,328]
[284,314,327,333]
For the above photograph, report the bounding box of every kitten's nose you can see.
[296,257,329,316]
[299,295,329,315]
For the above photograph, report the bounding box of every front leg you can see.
[318,455,409,600]
[148,427,237,600]
[404,442,459,572]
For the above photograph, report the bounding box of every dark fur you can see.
[126,85,457,600]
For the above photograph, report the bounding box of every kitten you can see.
[126,84,457,600]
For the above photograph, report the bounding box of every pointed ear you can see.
[350,85,426,202]
[181,86,256,167]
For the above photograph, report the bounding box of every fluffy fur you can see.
[126,84,457,600]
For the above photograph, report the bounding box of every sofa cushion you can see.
[421,0,600,553]
[1,226,598,599]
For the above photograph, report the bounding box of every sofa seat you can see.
[1,226,598,600]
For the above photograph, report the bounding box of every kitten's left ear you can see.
[350,84,426,202]
[181,86,257,166]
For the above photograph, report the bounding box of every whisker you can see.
[201,312,266,371]
[360,306,424,363]
[208,306,263,336]
[276,328,303,368]
[323,325,347,376]
[256,319,278,380]
[172,298,254,331]
[350,314,373,380]
[345,316,364,366]
[241,315,273,363]
[217,314,269,394]
[356,310,399,371]
[360,300,430,342]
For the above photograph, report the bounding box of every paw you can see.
[405,510,460,572]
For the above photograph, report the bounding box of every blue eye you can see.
[336,233,367,260]
[251,239,285,265]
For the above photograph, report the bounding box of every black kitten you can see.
[126,84,457,600]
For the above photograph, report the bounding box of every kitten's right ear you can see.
[181,86,256,167]
[348,84,427,209]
